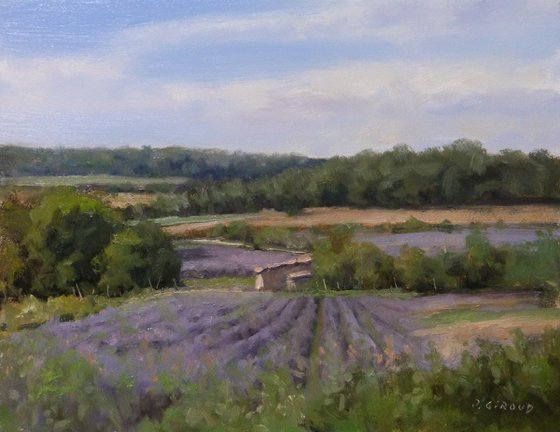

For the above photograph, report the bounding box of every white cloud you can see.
[108,0,558,57]
[111,1,460,54]
[1,48,558,155]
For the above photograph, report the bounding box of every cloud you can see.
[109,0,557,57]
[111,1,460,54]
[1,47,558,155]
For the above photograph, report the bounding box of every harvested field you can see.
[165,205,560,236]
[0,175,187,187]
[103,192,158,208]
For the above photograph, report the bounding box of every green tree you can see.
[97,221,181,295]
[462,230,508,288]
[0,234,25,299]
[313,227,396,290]
[25,190,121,297]
[0,194,32,298]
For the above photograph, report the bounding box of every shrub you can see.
[313,227,396,290]
[253,227,312,251]
[396,247,460,292]
[540,282,560,308]
[212,220,255,245]
[391,216,431,233]
[462,230,509,289]
[96,221,181,295]
[504,231,560,289]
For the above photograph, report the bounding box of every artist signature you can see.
[472,399,533,414]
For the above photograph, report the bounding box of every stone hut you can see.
[254,254,313,291]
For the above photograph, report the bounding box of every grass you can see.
[421,306,560,328]
[183,276,255,290]
[151,213,257,227]
[303,285,418,299]
[0,175,187,187]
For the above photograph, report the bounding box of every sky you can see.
[0,0,559,157]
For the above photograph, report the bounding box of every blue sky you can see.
[0,0,559,156]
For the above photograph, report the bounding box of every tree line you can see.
[0,190,180,300]
[0,145,323,180]
[127,139,560,217]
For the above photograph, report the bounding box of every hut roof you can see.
[254,254,312,274]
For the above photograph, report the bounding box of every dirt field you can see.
[103,192,158,208]
[414,316,560,362]
[165,205,560,236]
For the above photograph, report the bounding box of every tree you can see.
[97,221,180,295]
[0,233,25,300]
[313,226,396,290]
[0,194,34,298]
[396,246,458,292]
[25,190,121,297]
[462,230,508,288]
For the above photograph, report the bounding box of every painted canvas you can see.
[1,1,559,431]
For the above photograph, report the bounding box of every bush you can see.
[540,282,560,308]
[391,216,432,233]
[212,220,255,245]
[96,221,181,295]
[253,227,312,251]
[313,226,396,290]
[462,230,509,289]
[504,231,560,290]
[396,247,460,292]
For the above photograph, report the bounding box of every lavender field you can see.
[11,291,539,395]
[3,289,557,430]
[355,227,560,256]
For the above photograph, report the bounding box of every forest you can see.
[107,139,560,217]
[0,145,323,180]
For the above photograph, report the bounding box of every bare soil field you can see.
[103,192,158,208]
[165,205,560,236]
[414,316,560,362]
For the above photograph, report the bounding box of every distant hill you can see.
[0,145,325,181]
